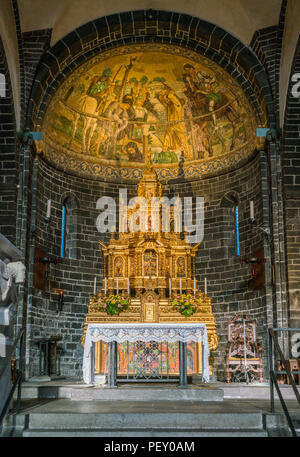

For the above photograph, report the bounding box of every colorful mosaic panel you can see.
[41,44,258,179]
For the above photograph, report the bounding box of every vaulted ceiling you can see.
[18,0,283,46]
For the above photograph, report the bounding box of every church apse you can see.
[40,43,259,181]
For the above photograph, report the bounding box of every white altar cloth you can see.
[83,323,210,384]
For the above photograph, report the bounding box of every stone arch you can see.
[26,9,273,132]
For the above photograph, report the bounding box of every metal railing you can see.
[269,328,300,437]
[0,329,24,428]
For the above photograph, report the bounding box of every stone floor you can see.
[2,379,299,437]
[14,396,300,415]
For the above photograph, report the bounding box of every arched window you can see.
[234,204,240,256]
[60,203,67,258]
[220,192,240,258]
[60,195,79,259]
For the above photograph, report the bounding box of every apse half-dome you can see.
[41,44,259,180]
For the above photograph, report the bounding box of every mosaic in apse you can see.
[41,44,258,178]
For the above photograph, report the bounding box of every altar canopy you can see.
[83,323,209,384]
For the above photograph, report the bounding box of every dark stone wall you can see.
[0,36,18,244]
[28,152,267,380]
[22,29,52,115]
[250,0,287,130]
[282,35,300,329]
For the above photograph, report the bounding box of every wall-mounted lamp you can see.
[240,257,266,279]
[35,256,63,279]
[249,200,255,225]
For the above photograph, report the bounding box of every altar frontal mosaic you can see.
[41,44,258,179]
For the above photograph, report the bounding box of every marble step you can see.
[69,385,224,401]
[24,410,265,431]
[4,399,300,437]
[15,381,300,401]
[22,428,269,437]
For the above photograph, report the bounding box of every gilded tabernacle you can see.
[82,141,219,377]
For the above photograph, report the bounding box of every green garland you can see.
[96,294,130,316]
[169,293,201,318]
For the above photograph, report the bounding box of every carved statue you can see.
[0,259,25,306]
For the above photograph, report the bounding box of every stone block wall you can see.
[27,151,267,380]
[0,37,17,245]
[282,36,300,329]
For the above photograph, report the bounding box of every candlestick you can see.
[243,317,248,382]
[204,277,207,295]
[127,278,130,296]
[93,276,96,295]
[46,199,51,219]
[180,277,182,295]
[58,290,64,311]
[194,278,196,295]
[104,277,107,295]
[169,278,171,296]
[250,201,254,220]
[116,278,119,294]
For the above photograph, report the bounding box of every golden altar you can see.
[82,148,219,376]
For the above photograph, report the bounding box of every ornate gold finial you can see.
[143,135,152,170]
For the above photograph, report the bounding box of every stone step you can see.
[26,411,265,430]
[5,398,300,437]
[22,428,269,437]
[16,384,224,402]
[15,385,73,400]
[15,381,300,401]
[70,385,224,401]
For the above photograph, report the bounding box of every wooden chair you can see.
[226,313,263,383]
[278,359,300,385]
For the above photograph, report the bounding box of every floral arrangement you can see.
[170,293,200,317]
[96,294,130,316]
